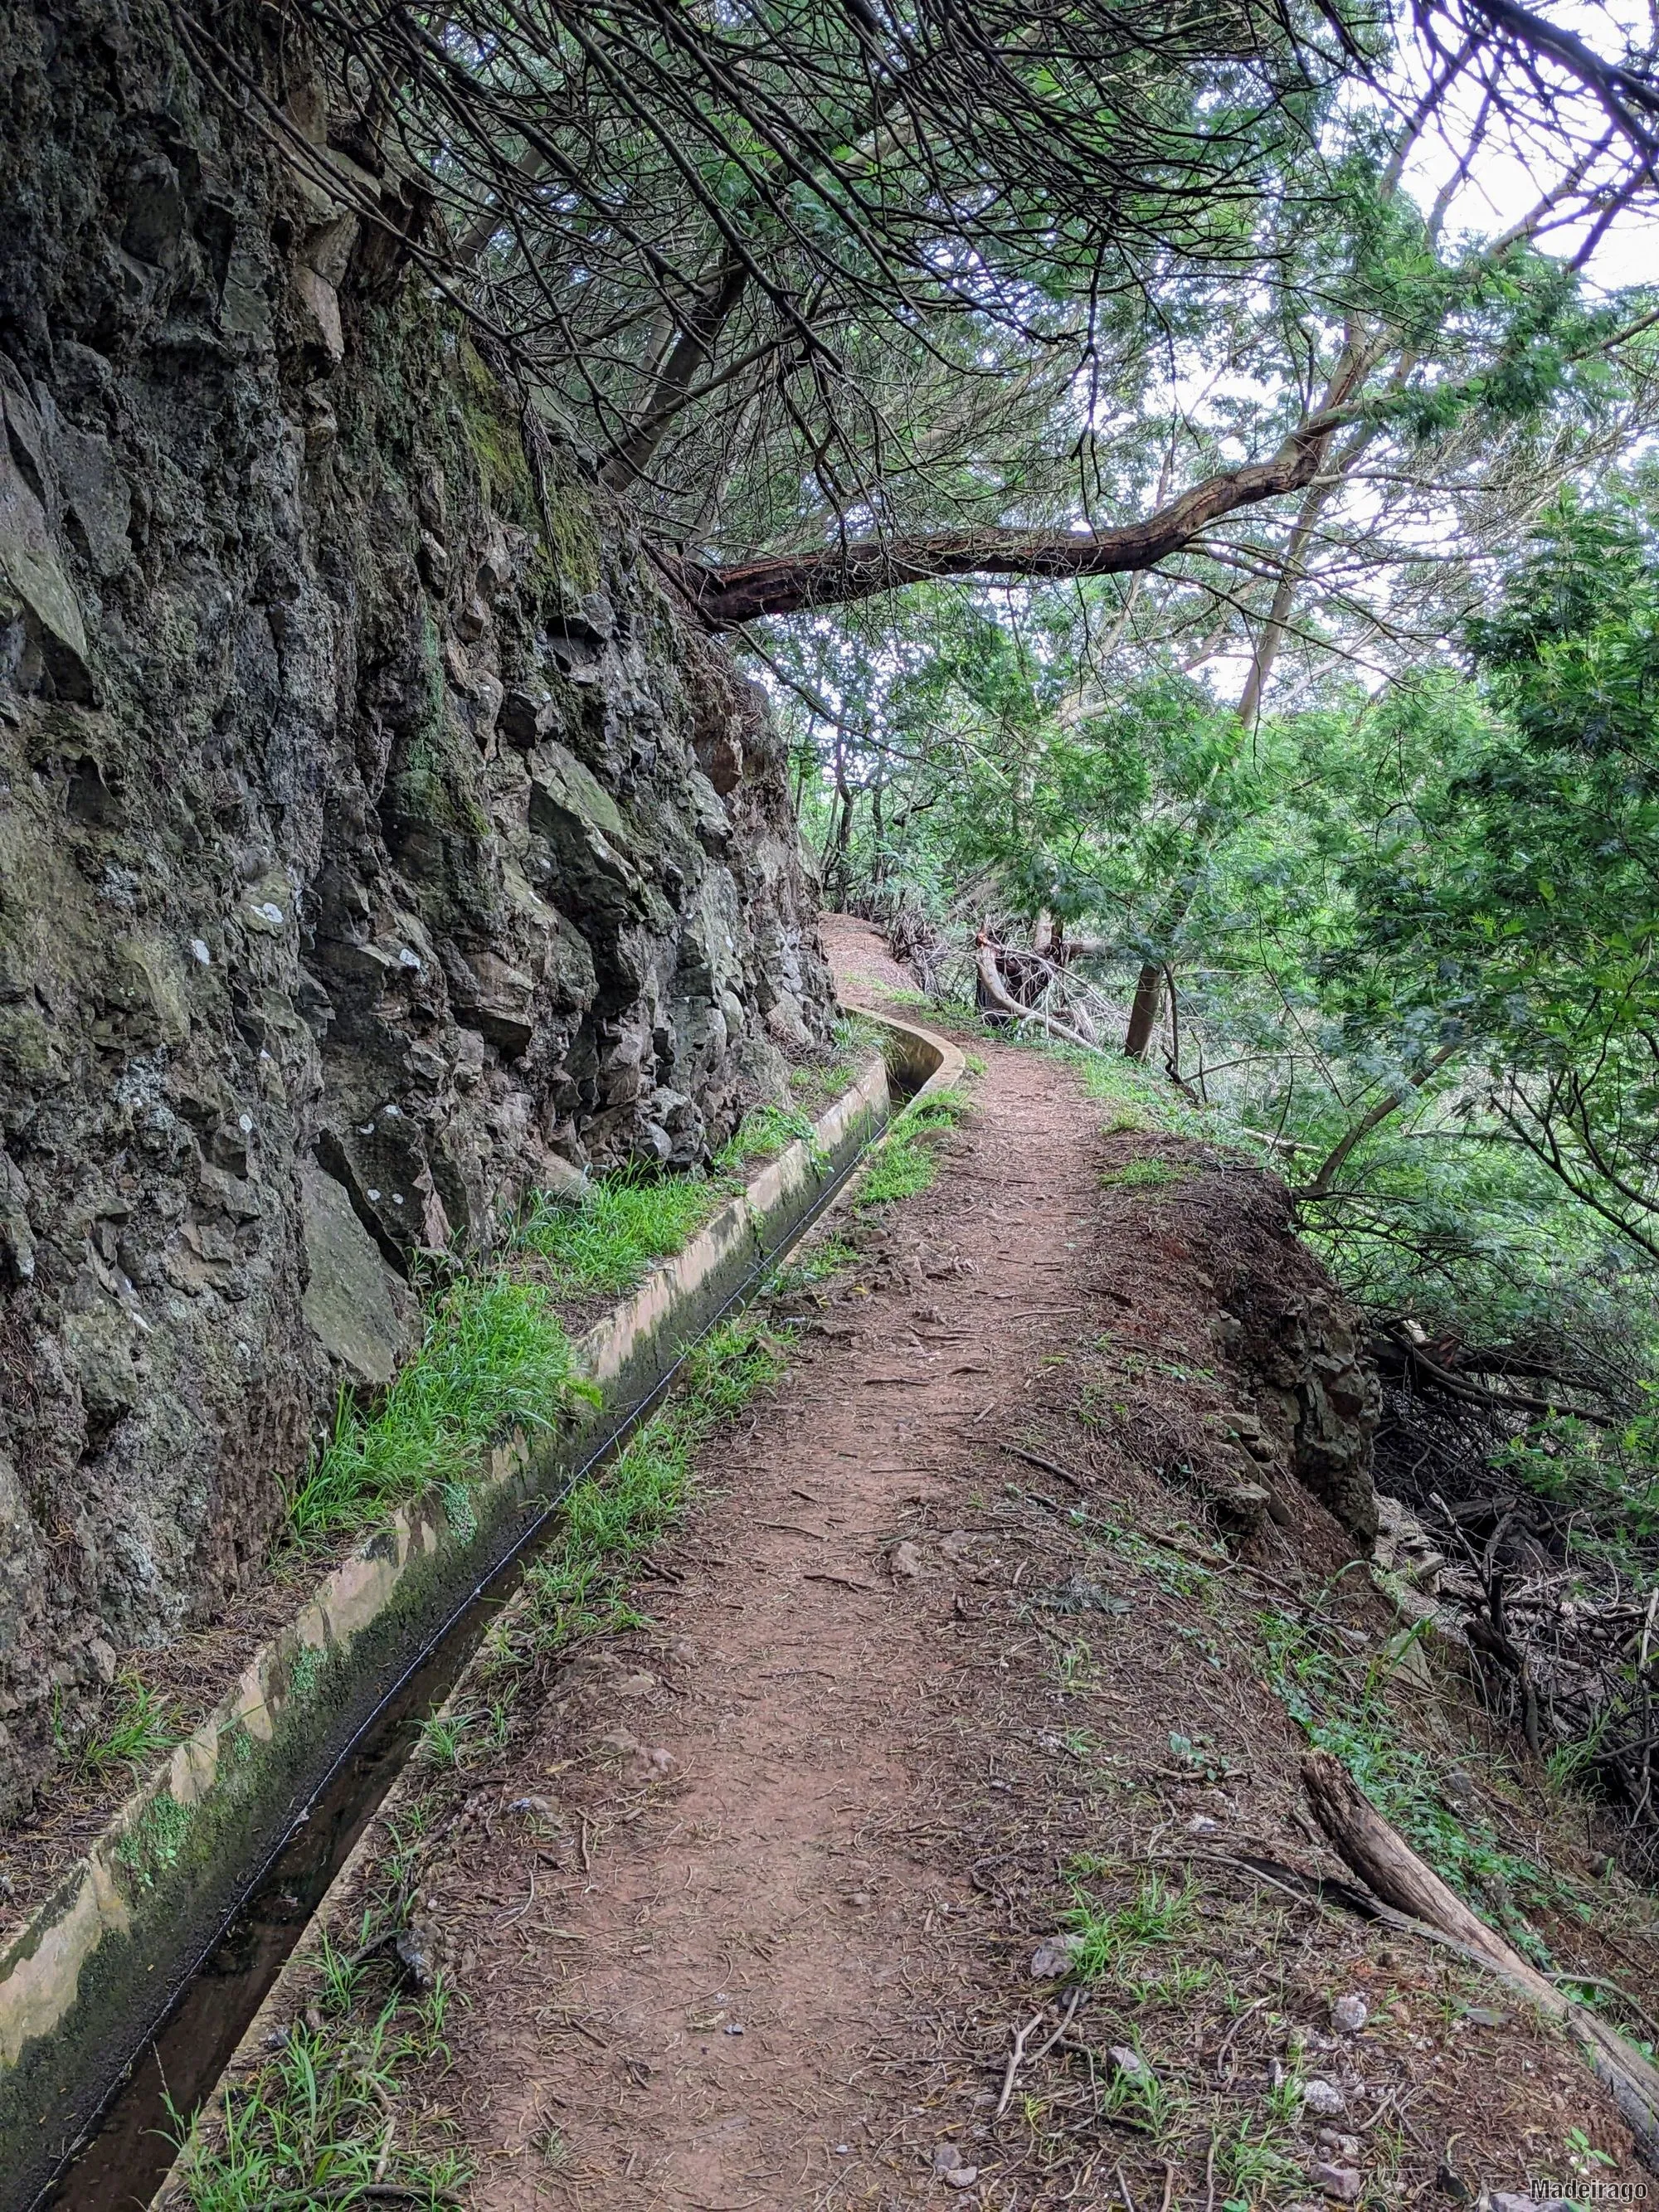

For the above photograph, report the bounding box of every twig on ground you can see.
[995,2005,1049,2117]
[995,1440,1087,1492]
[1024,1985,1084,2069]
[1209,1992,1271,2083]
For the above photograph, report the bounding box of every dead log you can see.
[974,936,1102,1057]
[1301,1748,1659,2168]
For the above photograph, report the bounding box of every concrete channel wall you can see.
[1,1010,957,2205]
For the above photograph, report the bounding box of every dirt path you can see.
[426,926,1643,2209]
[446,975,1110,2208]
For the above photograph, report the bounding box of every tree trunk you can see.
[975,938,1102,1055]
[832,746,855,907]
[1122,960,1164,1062]
[1300,1042,1460,1198]
[1302,1749,1659,2161]
[600,253,749,493]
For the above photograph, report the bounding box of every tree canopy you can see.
[211,0,1659,619]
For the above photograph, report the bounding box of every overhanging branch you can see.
[677,412,1347,625]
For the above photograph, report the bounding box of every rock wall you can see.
[0,0,831,1815]
[1211,1174,1383,1546]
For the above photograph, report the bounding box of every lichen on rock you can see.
[0,0,831,1816]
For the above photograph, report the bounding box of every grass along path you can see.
[166,1006,1652,2209]
[162,1081,965,2209]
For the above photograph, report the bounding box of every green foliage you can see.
[516,1172,725,1299]
[1063,1870,1196,1981]
[172,1961,469,2210]
[286,1275,593,1548]
[1100,1158,1184,1189]
[117,1791,193,1890]
[768,1234,859,1295]
[494,1317,789,1668]
[73,1673,175,1783]
[713,1102,822,1174]
[856,1091,968,1208]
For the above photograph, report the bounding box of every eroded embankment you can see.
[158,975,1657,2211]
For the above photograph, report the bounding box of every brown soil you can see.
[818,912,925,1000]
[390,926,1652,2209]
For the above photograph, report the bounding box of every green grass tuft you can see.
[286,1273,592,1548]
[857,1090,968,1208]
[1063,1869,1196,1981]
[171,1947,470,2210]
[516,1171,723,1299]
[503,1318,788,1663]
[71,1672,175,1783]
[713,1101,820,1174]
[1100,1157,1184,1190]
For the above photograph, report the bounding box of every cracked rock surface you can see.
[0,0,830,1813]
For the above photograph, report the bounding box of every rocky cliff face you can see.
[0,0,831,1814]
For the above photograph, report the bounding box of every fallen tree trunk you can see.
[1302,1749,1659,2167]
[974,937,1103,1057]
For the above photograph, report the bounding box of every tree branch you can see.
[1299,1041,1462,1200]
[678,412,1349,626]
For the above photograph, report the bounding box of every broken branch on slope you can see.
[1301,1748,1659,2166]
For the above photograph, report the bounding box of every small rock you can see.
[1307,2162,1361,2204]
[615,1670,657,1699]
[1187,1815,1219,1836]
[507,1795,552,1817]
[1212,1481,1272,1539]
[848,1891,871,1908]
[1316,2131,1361,2161]
[1029,1932,1082,1980]
[1301,2077,1345,2117]
[723,2022,745,2035]
[1108,2045,1152,2081]
[394,1926,435,1991]
[1491,2199,1576,2212]
[890,1540,923,1580]
[1330,1993,1368,2034]
[928,2144,979,2190]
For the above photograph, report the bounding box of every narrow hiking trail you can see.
[442,972,1113,2208]
[400,926,1641,2209]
